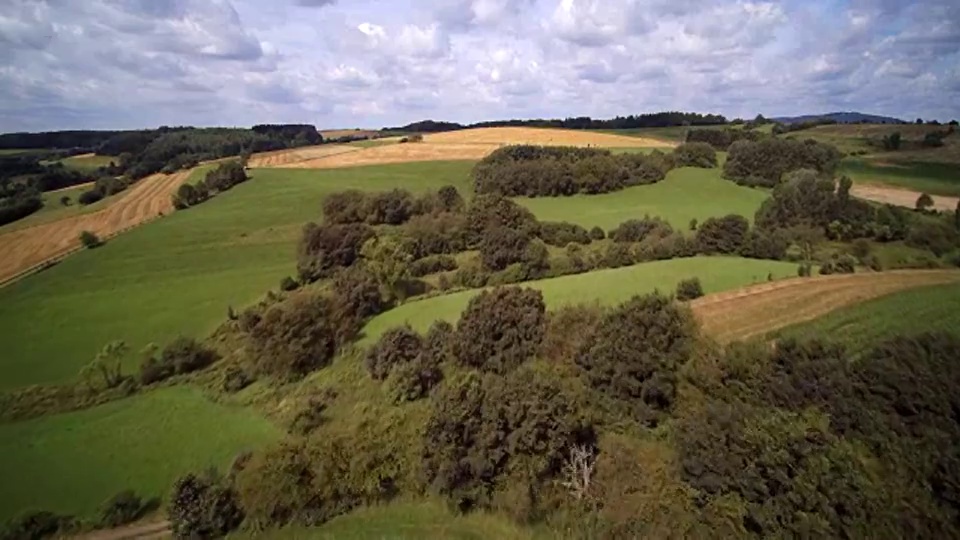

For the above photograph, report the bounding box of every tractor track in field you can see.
[73,520,171,540]
[0,169,193,287]
[691,269,960,343]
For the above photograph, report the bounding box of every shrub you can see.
[820,261,835,275]
[296,222,375,283]
[798,263,812,277]
[279,276,299,292]
[479,226,532,271]
[696,214,749,254]
[162,336,219,374]
[365,189,416,225]
[79,230,102,248]
[589,226,605,241]
[331,267,387,320]
[78,189,104,205]
[740,229,789,260]
[454,287,546,374]
[906,221,960,257]
[387,355,444,403]
[139,356,174,385]
[689,218,698,231]
[575,293,696,424]
[672,142,717,168]
[222,365,253,393]
[421,320,454,365]
[539,304,603,363]
[851,238,872,259]
[405,212,468,258]
[98,490,148,528]
[539,221,591,247]
[409,255,458,277]
[0,511,78,540]
[248,293,357,380]
[835,254,857,274]
[916,193,935,212]
[169,472,243,539]
[453,260,490,289]
[287,393,331,435]
[464,194,539,247]
[723,138,841,186]
[675,278,704,301]
[422,370,590,509]
[686,128,762,150]
[609,216,673,243]
[365,325,423,381]
[322,190,368,224]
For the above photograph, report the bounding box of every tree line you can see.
[385,111,728,133]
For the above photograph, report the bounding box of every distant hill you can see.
[772,112,905,125]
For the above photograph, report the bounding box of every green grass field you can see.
[231,500,538,540]
[59,154,115,172]
[776,282,960,350]
[516,165,769,231]
[363,256,799,341]
[0,162,474,390]
[0,386,280,521]
[840,158,960,196]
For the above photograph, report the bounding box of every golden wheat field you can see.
[0,170,192,284]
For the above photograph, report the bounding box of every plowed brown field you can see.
[0,170,192,285]
[247,145,359,168]
[691,270,960,343]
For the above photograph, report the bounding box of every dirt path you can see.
[691,269,960,343]
[851,184,959,211]
[0,169,193,286]
[74,520,171,540]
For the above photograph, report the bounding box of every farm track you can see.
[0,170,192,286]
[74,520,171,540]
[691,269,960,343]
[850,184,959,212]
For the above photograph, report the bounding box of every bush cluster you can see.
[472,145,672,197]
[454,287,546,374]
[322,185,464,226]
[140,336,220,385]
[409,254,458,277]
[538,221,592,247]
[685,128,763,150]
[675,278,704,301]
[672,142,718,168]
[296,222,375,283]
[168,472,244,539]
[172,161,248,210]
[723,138,842,187]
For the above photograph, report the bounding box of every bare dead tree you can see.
[561,444,596,501]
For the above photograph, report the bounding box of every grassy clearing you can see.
[59,154,115,172]
[0,386,280,522]
[776,281,960,350]
[363,256,799,341]
[515,165,768,231]
[230,499,538,540]
[0,162,473,390]
[840,158,960,196]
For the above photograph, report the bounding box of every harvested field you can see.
[321,129,379,139]
[0,169,192,285]
[691,270,960,343]
[288,143,497,169]
[247,144,358,168]
[850,184,959,211]
[425,126,673,148]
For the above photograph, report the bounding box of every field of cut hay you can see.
[425,126,673,148]
[0,169,192,284]
[320,129,379,140]
[247,145,359,168]
[691,269,960,343]
[286,142,496,169]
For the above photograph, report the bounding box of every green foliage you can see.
[80,340,129,390]
[247,293,358,381]
[409,255,457,277]
[471,145,670,197]
[79,230,101,249]
[882,131,902,150]
[0,190,42,227]
[609,215,673,243]
[421,369,590,510]
[672,142,717,168]
[916,192,935,211]
[675,278,704,301]
[538,221,591,247]
[331,267,389,320]
[906,220,960,257]
[465,194,539,247]
[576,293,695,425]
[480,226,532,271]
[0,511,78,540]
[361,236,415,302]
[386,354,444,403]
[279,276,299,292]
[169,471,244,539]
[454,287,546,374]
[696,214,749,254]
[589,226,605,240]
[365,325,423,381]
[723,138,841,187]
[686,128,763,150]
[97,490,150,528]
[297,222,375,283]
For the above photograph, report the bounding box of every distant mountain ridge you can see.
[771,112,905,125]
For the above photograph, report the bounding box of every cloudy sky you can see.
[1,0,958,132]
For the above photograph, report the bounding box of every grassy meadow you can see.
[0,386,280,521]
[363,256,800,341]
[839,158,960,196]
[58,154,115,172]
[776,281,960,350]
[517,165,769,231]
[0,161,474,390]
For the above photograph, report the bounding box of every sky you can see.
[1,0,958,132]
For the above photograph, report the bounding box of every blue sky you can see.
[0,0,958,131]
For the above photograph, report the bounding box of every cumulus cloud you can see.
[0,0,957,131]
